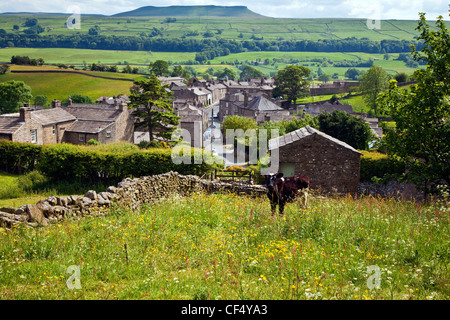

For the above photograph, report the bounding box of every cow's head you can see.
[293,175,310,190]
[265,173,284,190]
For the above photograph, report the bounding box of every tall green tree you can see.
[359,65,389,116]
[345,68,362,80]
[377,12,450,194]
[273,65,311,105]
[129,74,180,141]
[239,65,264,80]
[0,80,32,114]
[282,113,319,134]
[222,115,257,132]
[217,68,236,80]
[34,95,48,107]
[149,60,169,76]
[316,110,375,150]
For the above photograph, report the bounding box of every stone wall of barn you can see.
[277,133,361,194]
[0,171,267,228]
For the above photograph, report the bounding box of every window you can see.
[279,163,296,178]
[106,131,111,138]
[52,125,56,135]
[79,134,84,142]
[30,129,37,144]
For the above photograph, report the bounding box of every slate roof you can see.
[66,120,114,133]
[30,108,76,126]
[268,125,361,154]
[189,88,211,96]
[305,101,353,114]
[245,96,283,111]
[64,105,125,121]
[0,115,22,134]
[178,104,202,116]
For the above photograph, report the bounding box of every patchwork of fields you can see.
[0,15,424,41]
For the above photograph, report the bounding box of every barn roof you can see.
[268,125,361,154]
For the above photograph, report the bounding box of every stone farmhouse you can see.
[0,99,134,145]
[269,125,362,194]
[218,91,290,125]
[0,105,76,144]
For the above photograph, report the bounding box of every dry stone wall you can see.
[0,171,267,228]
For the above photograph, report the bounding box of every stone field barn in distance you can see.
[269,126,362,194]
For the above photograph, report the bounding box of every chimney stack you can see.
[67,96,72,106]
[118,102,127,112]
[19,105,32,122]
[244,91,249,108]
[52,99,61,108]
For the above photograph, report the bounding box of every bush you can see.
[360,150,405,182]
[87,139,100,146]
[0,141,219,184]
[36,143,217,182]
[137,140,169,149]
[225,165,246,172]
[86,141,138,153]
[0,140,42,174]
[17,170,47,192]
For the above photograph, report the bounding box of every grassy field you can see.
[0,48,196,66]
[0,15,425,42]
[0,47,418,79]
[0,191,448,300]
[0,64,138,102]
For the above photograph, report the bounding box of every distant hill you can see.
[112,5,266,18]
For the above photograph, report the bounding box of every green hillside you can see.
[0,65,137,103]
[0,13,424,42]
[113,5,265,18]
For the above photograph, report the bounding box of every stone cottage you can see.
[0,105,76,144]
[63,101,134,145]
[0,100,134,146]
[268,125,362,194]
[218,92,290,125]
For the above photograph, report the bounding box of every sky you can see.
[0,0,448,20]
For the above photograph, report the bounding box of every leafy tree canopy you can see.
[377,11,450,194]
[359,65,389,116]
[149,60,169,76]
[129,74,180,141]
[316,110,375,150]
[222,115,257,132]
[0,80,33,114]
[240,65,264,80]
[273,65,311,105]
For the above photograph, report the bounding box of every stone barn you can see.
[268,126,361,194]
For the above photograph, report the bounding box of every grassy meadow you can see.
[0,15,423,42]
[0,64,138,102]
[0,191,448,300]
[0,48,196,66]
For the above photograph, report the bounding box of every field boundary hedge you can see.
[360,150,405,182]
[0,140,217,181]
